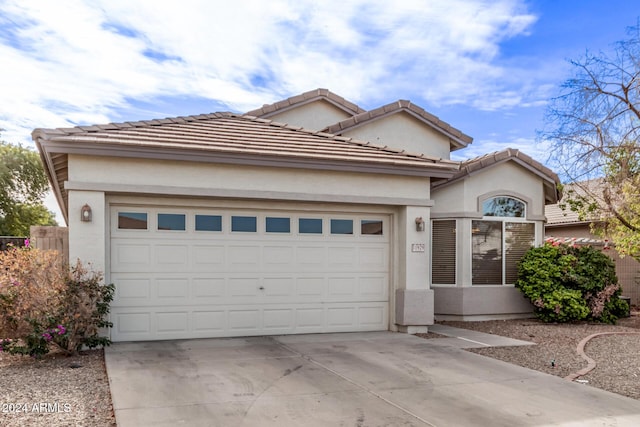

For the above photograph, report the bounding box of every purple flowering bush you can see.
[54,261,114,353]
[0,245,114,357]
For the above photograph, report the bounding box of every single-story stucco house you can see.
[33,88,560,342]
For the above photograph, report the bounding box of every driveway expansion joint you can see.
[270,336,437,426]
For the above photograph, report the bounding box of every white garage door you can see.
[109,205,390,341]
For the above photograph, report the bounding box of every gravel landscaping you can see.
[1,312,638,426]
[437,311,640,400]
[0,349,115,427]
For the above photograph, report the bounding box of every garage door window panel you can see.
[299,218,323,234]
[232,216,257,232]
[158,213,186,231]
[361,220,383,235]
[266,217,290,233]
[195,215,222,232]
[331,219,353,235]
[118,212,148,230]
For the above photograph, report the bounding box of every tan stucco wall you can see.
[433,286,534,320]
[431,180,466,213]
[432,161,546,218]
[546,224,594,239]
[68,155,431,202]
[340,113,452,160]
[68,190,106,274]
[264,101,355,131]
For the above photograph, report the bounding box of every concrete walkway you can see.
[105,329,640,426]
[427,324,535,348]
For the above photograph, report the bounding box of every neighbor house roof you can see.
[545,179,605,226]
[431,148,561,204]
[33,112,460,222]
[245,88,366,118]
[322,100,473,152]
[545,203,581,225]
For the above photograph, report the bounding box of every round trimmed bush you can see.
[516,242,628,324]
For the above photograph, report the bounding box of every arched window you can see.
[482,196,525,218]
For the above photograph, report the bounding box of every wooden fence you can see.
[29,226,69,264]
[0,236,26,251]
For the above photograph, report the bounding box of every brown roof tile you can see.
[545,202,582,225]
[545,179,605,225]
[322,100,473,151]
[33,112,461,221]
[35,112,458,169]
[245,88,366,118]
[432,148,561,204]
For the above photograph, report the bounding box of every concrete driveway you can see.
[105,331,640,426]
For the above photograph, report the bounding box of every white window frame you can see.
[472,209,535,286]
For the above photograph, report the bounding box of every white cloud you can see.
[0,0,543,142]
[0,0,555,221]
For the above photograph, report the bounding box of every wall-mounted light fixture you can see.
[415,217,425,232]
[81,204,92,222]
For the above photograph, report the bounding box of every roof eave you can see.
[432,155,561,204]
[40,139,459,180]
[33,134,69,224]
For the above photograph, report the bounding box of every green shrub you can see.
[516,241,628,324]
[0,244,114,357]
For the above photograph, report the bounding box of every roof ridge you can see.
[244,88,366,118]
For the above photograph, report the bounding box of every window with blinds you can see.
[472,220,503,285]
[505,222,535,284]
[432,220,456,284]
[472,220,535,285]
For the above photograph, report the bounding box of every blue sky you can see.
[0,0,638,221]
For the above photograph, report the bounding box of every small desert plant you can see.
[0,243,67,356]
[54,261,114,354]
[0,243,113,357]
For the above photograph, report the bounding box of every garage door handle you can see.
[259,286,265,290]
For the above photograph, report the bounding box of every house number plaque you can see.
[411,243,425,253]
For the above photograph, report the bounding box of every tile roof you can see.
[431,148,561,204]
[544,236,607,245]
[245,88,366,118]
[321,100,473,151]
[33,112,460,221]
[545,179,605,225]
[544,202,582,225]
[34,112,457,169]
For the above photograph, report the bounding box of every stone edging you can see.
[565,331,640,381]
